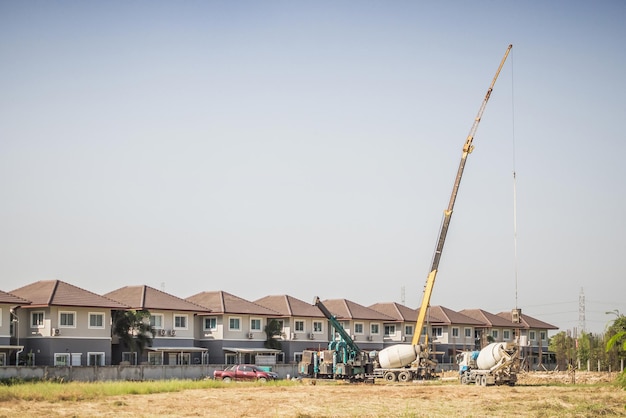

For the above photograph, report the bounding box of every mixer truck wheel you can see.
[480,375,487,387]
[398,371,411,382]
[384,371,397,382]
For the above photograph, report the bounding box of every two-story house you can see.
[0,290,30,366]
[104,285,210,365]
[10,280,128,366]
[320,299,395,349]
[186,291,281,364]
[254,294,327,364]
[421,306,485,364]
[495,310,557,368]
[368,302,418,346]
[459,308,519,349]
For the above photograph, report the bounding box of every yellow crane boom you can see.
[412,44,513,346]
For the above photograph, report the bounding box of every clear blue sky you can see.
[1,1,624,334]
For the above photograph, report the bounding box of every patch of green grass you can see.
[0,378,300,403]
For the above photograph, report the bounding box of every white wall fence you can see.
[0,364,301,382]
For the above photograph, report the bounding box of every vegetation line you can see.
[0,379,295,402]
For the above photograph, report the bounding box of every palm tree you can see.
[112,310,156,364]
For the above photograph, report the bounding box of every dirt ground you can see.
[0,372,624,418]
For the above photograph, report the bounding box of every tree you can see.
[548,331,575,370]
[605,310,626,353]
[112,310,155,363]
[264,319,282,350]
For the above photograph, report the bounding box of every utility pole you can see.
[578,287,586,334]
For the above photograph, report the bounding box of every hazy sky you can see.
[1,1,624,335]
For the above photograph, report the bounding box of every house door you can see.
[71,353,82,366]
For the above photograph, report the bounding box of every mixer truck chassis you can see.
[457,342,520,387]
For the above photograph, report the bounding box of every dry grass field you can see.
[0,372,624,418]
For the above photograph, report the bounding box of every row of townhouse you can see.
[0,280,557,369]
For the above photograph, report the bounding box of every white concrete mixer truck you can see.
[457,342,520,386]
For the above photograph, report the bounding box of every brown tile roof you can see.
[11,280,128,309]
[0,290,30,305]
[368,302,417,322]
[460,309,517,328]
[427,306,484,326]
[321,299,395,321]
[254,295,324,318]
[495,311,558,330]
[186,291,280,315]
[104,285,209,312]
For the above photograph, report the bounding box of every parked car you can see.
[213,364,279,382]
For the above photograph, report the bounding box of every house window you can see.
[431,327,442,337]
[174,314,188,330]
[452,327,459,338]
[465,328,472,338]
[225,353,237,365]
[148,352,163,365]
[88,352,105,366]
[540,331,546,341]
[384,325,396,336]
[491,330,499,339]
[529,331,536,341]
[371,323,380,334]
[54,353,70,366]
[150,314,164,329]
[204,317,217,331]
[89,313,105,329]
[503,330,511,340]
[313,321,323,333]
[405,325,413,335]
[294,353,303,364]
[354,323,364,334]
[31,311,44,328]
[59,311,76,328]
[0,353,5,366]
[295,320,304,332]
[250,318,262,331]
[229,317,241,331]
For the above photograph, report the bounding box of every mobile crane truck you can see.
[299,45,515,384]
[373,44,515,383]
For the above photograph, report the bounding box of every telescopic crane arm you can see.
[411,44,512,346]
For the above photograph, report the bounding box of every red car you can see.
[213,364,279,382]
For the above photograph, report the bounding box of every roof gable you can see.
[254,295,324,317]
[460,308,517,328]
[104,285,209,312]
[322,299,395,321]
[0,290,30,305]
[187,291,280,316]
[11,280,128,309]
[369,302,417,322]
[428,306,485,326]
[495,311,558,330]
